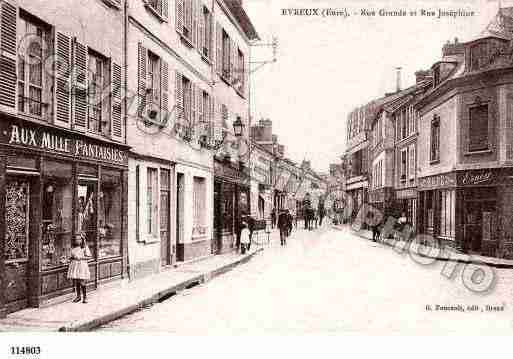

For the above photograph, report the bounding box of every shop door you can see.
[212,181,222,254]
[160,169,171,266]
[464,200,496,252]
[4,178,31,313]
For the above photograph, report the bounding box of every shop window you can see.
[221,184,234,233]
[5,179,30,262]
[439,190,455,238]
[76,180,97,259]
[147,168,158,235]
[99,169,122,258]
[18,15,50,118]
[7,155,37,170]
[469,105,489,152]
[41,161,73,270]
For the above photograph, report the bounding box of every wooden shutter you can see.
[175,0,184,35]
[72,40,87,132]
[111,61,123,141]
[198,86,203,123]
[175,70,183,128]
[198,3,204,56]
[0,1,17,112]
[230,39,236,83]
[185,0,192,39]
[138,43,147,117]
[215,22,222,75]
[192,0,197,47]
[160,59,169,125]
[191,83,197,129]
[54,31,72,127]
[162,0,169,20]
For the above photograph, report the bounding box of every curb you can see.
[58,248,264,332]
[332,225,513,269]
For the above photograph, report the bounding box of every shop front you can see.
[213,159,250,254]
[368,187,394,217]
[395,188,417,229]
[0,119,128,317]
[455,168,513,256]
[417,172,457,246]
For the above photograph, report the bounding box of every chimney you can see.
[396,67,402,92]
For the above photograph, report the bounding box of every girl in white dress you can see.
[68,234,91,303]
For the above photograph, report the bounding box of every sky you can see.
[244,0,503,173]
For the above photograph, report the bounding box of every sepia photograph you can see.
[0,0,512,353]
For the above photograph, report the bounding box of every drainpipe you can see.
[124,0,130,280]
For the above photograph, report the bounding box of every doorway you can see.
[4,177,32,313]
[160,169,171,266]
[176,173,185,262]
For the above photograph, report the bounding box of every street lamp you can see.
[233,117,245,138]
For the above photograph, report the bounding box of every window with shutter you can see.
[146,0,168,21]
[87,50,107,133]
[72,40,87,131]
[137,43,147,117]
[215,22,222,75]
[18,15,51,119]
[54,31,72,127]
[409,144,415,180]
[160,59,169,125]
[111,61,123,140]
[221,30,230,80]
[147,168,159,235]
[469,104,489,152]
[0,2,17,112]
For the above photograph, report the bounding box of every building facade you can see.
[0,0,128,316]
[415,9,513,257]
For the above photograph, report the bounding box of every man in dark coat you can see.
[318,200,326,227]
[277,210,288,246]
[270,208,277,229]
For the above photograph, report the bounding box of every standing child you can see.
[68,233,91,303]
[240,222,251,255]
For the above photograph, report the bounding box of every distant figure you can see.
[240,222,250,254]
[286,209,293,237]
[271,208,277,229]
[278,210,289,246]
[318,200,326,227]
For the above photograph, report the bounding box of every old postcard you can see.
[0,0,512,355]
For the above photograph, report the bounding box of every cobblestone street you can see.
[98,225,513,334]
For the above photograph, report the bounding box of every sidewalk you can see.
[0,247,265,332]
[333,224,513,269]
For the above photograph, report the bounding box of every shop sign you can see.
[418,173,456,189]
[1,123,127,165]
[369,189,385,203]
[214,160,249,184]
[396,188,417,199]
[458,170,496,186]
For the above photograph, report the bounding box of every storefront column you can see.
[27,157,42,307]
[0,152,6,318]
[121,169,129,278]
[455,189,464,250]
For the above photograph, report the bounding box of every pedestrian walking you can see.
[271,208,277,229]
[68,233,91,304]
[318,200,326,227]
[286,209,293,237]
[240,221,250,254]
[278,210,288,246]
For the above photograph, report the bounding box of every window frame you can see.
[430,115,440,163]
[146,167,159,236]
[468,103,489,153]
[400,147,408,183]
[17,15,49,119]
[87,50,109,134]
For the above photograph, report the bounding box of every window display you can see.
[41,161,73,270]
[98,169,122,258]
[5,179,30,262]
[77,181,97,259]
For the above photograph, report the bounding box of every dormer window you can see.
[470,42,488,72]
